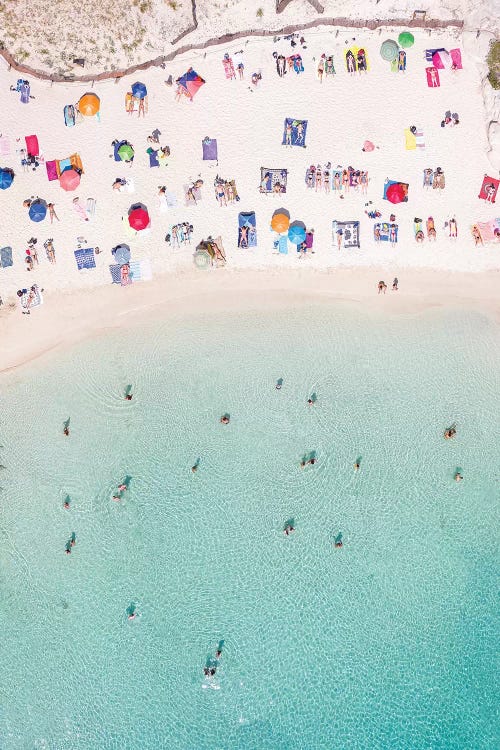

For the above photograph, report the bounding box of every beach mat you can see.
[404,128,416,150]
[202,138,218,161]
[238,211,257,247]
[109,264,122,283]
[450,48,463,69]
[0,136,10,156]
[25,134,39,157]
[148,148,159,167]
[415,128,425,149]
[478,175,499,203]
[426,67,440,87]
[74,247,96,270]
[282,118,308,148]
[46,160,58,181]
[184,184,203,206]
[259,167,288,194]
[0,246,13,268]
[332,220,360,248]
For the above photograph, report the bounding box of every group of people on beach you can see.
[306,165,369,195]
[214,176,238,206]
[165,222,193,247]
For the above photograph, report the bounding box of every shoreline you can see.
[1,266,499,375]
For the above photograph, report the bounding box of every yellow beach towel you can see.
[404,128,417,150]
[344,46,370,72]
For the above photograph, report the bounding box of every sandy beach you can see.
[0,23,499,372]
[1,266,498,373]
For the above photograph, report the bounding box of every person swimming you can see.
[334,539,343,548]
[220,415,230,424]
[117,483,127,492]
[125,393,133,401]
[284,524,295,536]
[454,472,463,482]
[63,426,69,436]
[444,425,457,439]
[354,461,360,471]
[63,498,70,509]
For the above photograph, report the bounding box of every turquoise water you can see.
[0,302,498,749]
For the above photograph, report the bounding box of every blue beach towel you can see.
[148,148,159,167]
[282,118,308,148]
[0,246,13,267]
[74,247,96,270]
[113,140,128,162]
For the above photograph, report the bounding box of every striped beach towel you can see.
[74,247,95,270]
[415,128,425,149]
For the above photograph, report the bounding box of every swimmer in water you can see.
[70,533,76,547]
[284,524,295,536]
[63,499,70,509]
[354,461,360,471]
[220,415,230,424]
[454,472,463,482]
[63,426,69,436]
[276,377,283,390]
[128,612,136,620]
[308,458,317,465]
[334,539,343,548]
[65,542,72,555]
[444,426,457,439]
[300,460,306,468]
[215,649,222,659]
[307,398,314,405]
[112,494,121,502]
[117,483,127,492]
[125,393,133,401]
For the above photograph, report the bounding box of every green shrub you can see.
[486,39,500,89]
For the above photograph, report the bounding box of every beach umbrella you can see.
[131,81,147,99]
[380,39,399,62]
[271,212,290,233]
[128,205,149,231]
[78,92,100,116]
[29,200,47,222]
[288,220,306,245]
[386,182,406,204]
[118,143,134,161]
[59,168,80,191]
[194,250,211,269]
[0,168,14,189]
[362,140,375,152]
[398,31,414,48]
[113,244,131,265]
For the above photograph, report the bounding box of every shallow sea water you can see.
[0,302,498,750]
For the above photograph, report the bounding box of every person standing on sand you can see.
[392,277,398,291]
[47,203,59,223]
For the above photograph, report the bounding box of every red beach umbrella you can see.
[59,168,81,191]
[128,207,150,230]
[386,182,406,204]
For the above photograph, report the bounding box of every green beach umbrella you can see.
[398,32,414,48]
[118,143,134,161]
[380,39,399,62]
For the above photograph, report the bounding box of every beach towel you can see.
[282,118,307,148]
[0,246,13,268]
[73,199,89,221]
[404,128,416,150]
[278,235,288,254]
[426,67,440,87]
[20,83,31,104]
[415,128,425,149]
[64,104,75,127]
[25,134,39,157]
[86,198,96,217]
[57,157,71,175]
[45,160,58,181]
[184,184,203,206]
[0,136,10,156]
[70,153,83,173]
[19,285,43,311]
[222,57,236,79]
[109,264,121,283]
[238,211,257,248]
[345,46,369,73]
[476,220,499,242]
[478,175,499,203]
[202,138,218,161]
[450,49,463,69]
[374,223,398,242]
[125,93,139,113]
[129,258,153,282]
[74,247,95,270]
[425,48,446,63]
[332,220,360,249]
[148,148,160,167]
[259,167,288,194]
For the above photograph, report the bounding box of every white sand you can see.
[0,26,499,370]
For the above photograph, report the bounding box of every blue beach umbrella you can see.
[131,81,147,99]
[113,243,131,265]
[288,220,306,245]
[0,168,14,189]
[29,199,47,222]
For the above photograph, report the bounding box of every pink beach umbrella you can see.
[432,50,452,69]
[59,168,81,191]
[362,140,375,152]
